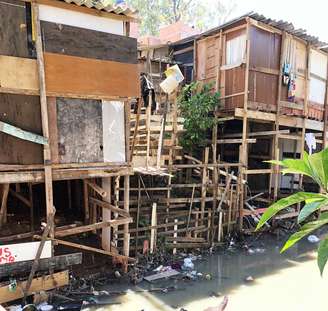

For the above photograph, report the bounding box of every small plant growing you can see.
[178,82,220,152]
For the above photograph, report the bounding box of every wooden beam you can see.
[9,188,32,208]
[85,180,107,197]
[89,197,130,217]
[40,237,136,262]
[24,218,54,301]
[32,3,54,233]
[0,253,82,278]
[123,175,130,257]
[55,218,132,238]
[0,184,9,226]
[0,271,69,304]
[217,138,256,144]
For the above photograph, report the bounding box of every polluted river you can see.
[74,233,328,311]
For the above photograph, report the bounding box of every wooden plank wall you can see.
[248,25,281,112]
[0,0,29,58]
[44,53,139,99]
[224,29,246,110]
[0,94,43,164]
[41,21,137,64]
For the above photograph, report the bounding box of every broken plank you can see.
[38,237,135,262]
[0,121,48,145]
[0,253,82,278]
[144,269,180,282]
[0,270,69,304]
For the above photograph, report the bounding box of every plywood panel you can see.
[0,241,51,265]
[39,4,124,35]
[44,53,139,98]
[224,67,245,110]
[249,25,281,70]
[248,71,278,109]
[47,96,59,164]
[56,98,103,163]
[102,101,126,163]
[0,93,43,164]
[310,49,328,79]
[41,21,137,64]
[0,55,39,93]
[0,0,29,57]
[196,39,207,81]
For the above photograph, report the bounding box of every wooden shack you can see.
[0,0,139,289]
[193,13,328,228]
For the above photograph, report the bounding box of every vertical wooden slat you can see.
[0,184,9,227]
[123,175,130,257]
[101,177,111,251]
[200,147,209,224]
[29,183,34,231]
[83,180,89,224]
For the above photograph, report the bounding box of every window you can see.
[226,34,246,66]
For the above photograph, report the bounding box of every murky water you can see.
[90,236,328,311]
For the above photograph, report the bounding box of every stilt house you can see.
[0,0,138,298]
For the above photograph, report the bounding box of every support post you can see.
[273,31,286,200]
[239,18,250,231]
[101,177,111,251]
[0,184,9,227]
[32,3,54,237]
[123,175,130,257]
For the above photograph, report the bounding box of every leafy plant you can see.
[256,148,328,274]
[178,82,220,152]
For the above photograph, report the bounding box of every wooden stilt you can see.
[29,183,34,231]
[0,184,9,227]
[239,19,251,231]
[67,180,72,210]
[83,180,89,224]
[123,175,130,257]
[135,176,141,253]
[32,3,54,239]
[101,177,111,251]
[173,218,178,255]
[200,148,209,224]
[150,202,157,254]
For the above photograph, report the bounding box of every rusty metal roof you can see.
[195,12,327,50]
[249,12,327,48]
[60,0,138,18]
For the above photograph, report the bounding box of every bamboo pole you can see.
[32,3,54,238]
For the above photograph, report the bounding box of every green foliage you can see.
[178,82,220,152]
[124,0,236,35]
[256,148,328,274]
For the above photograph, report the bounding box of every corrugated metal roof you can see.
[172,12,327,50]
[60,0,138,18]
[249,12,327,48]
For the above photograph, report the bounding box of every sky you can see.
[227,0,328,43]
